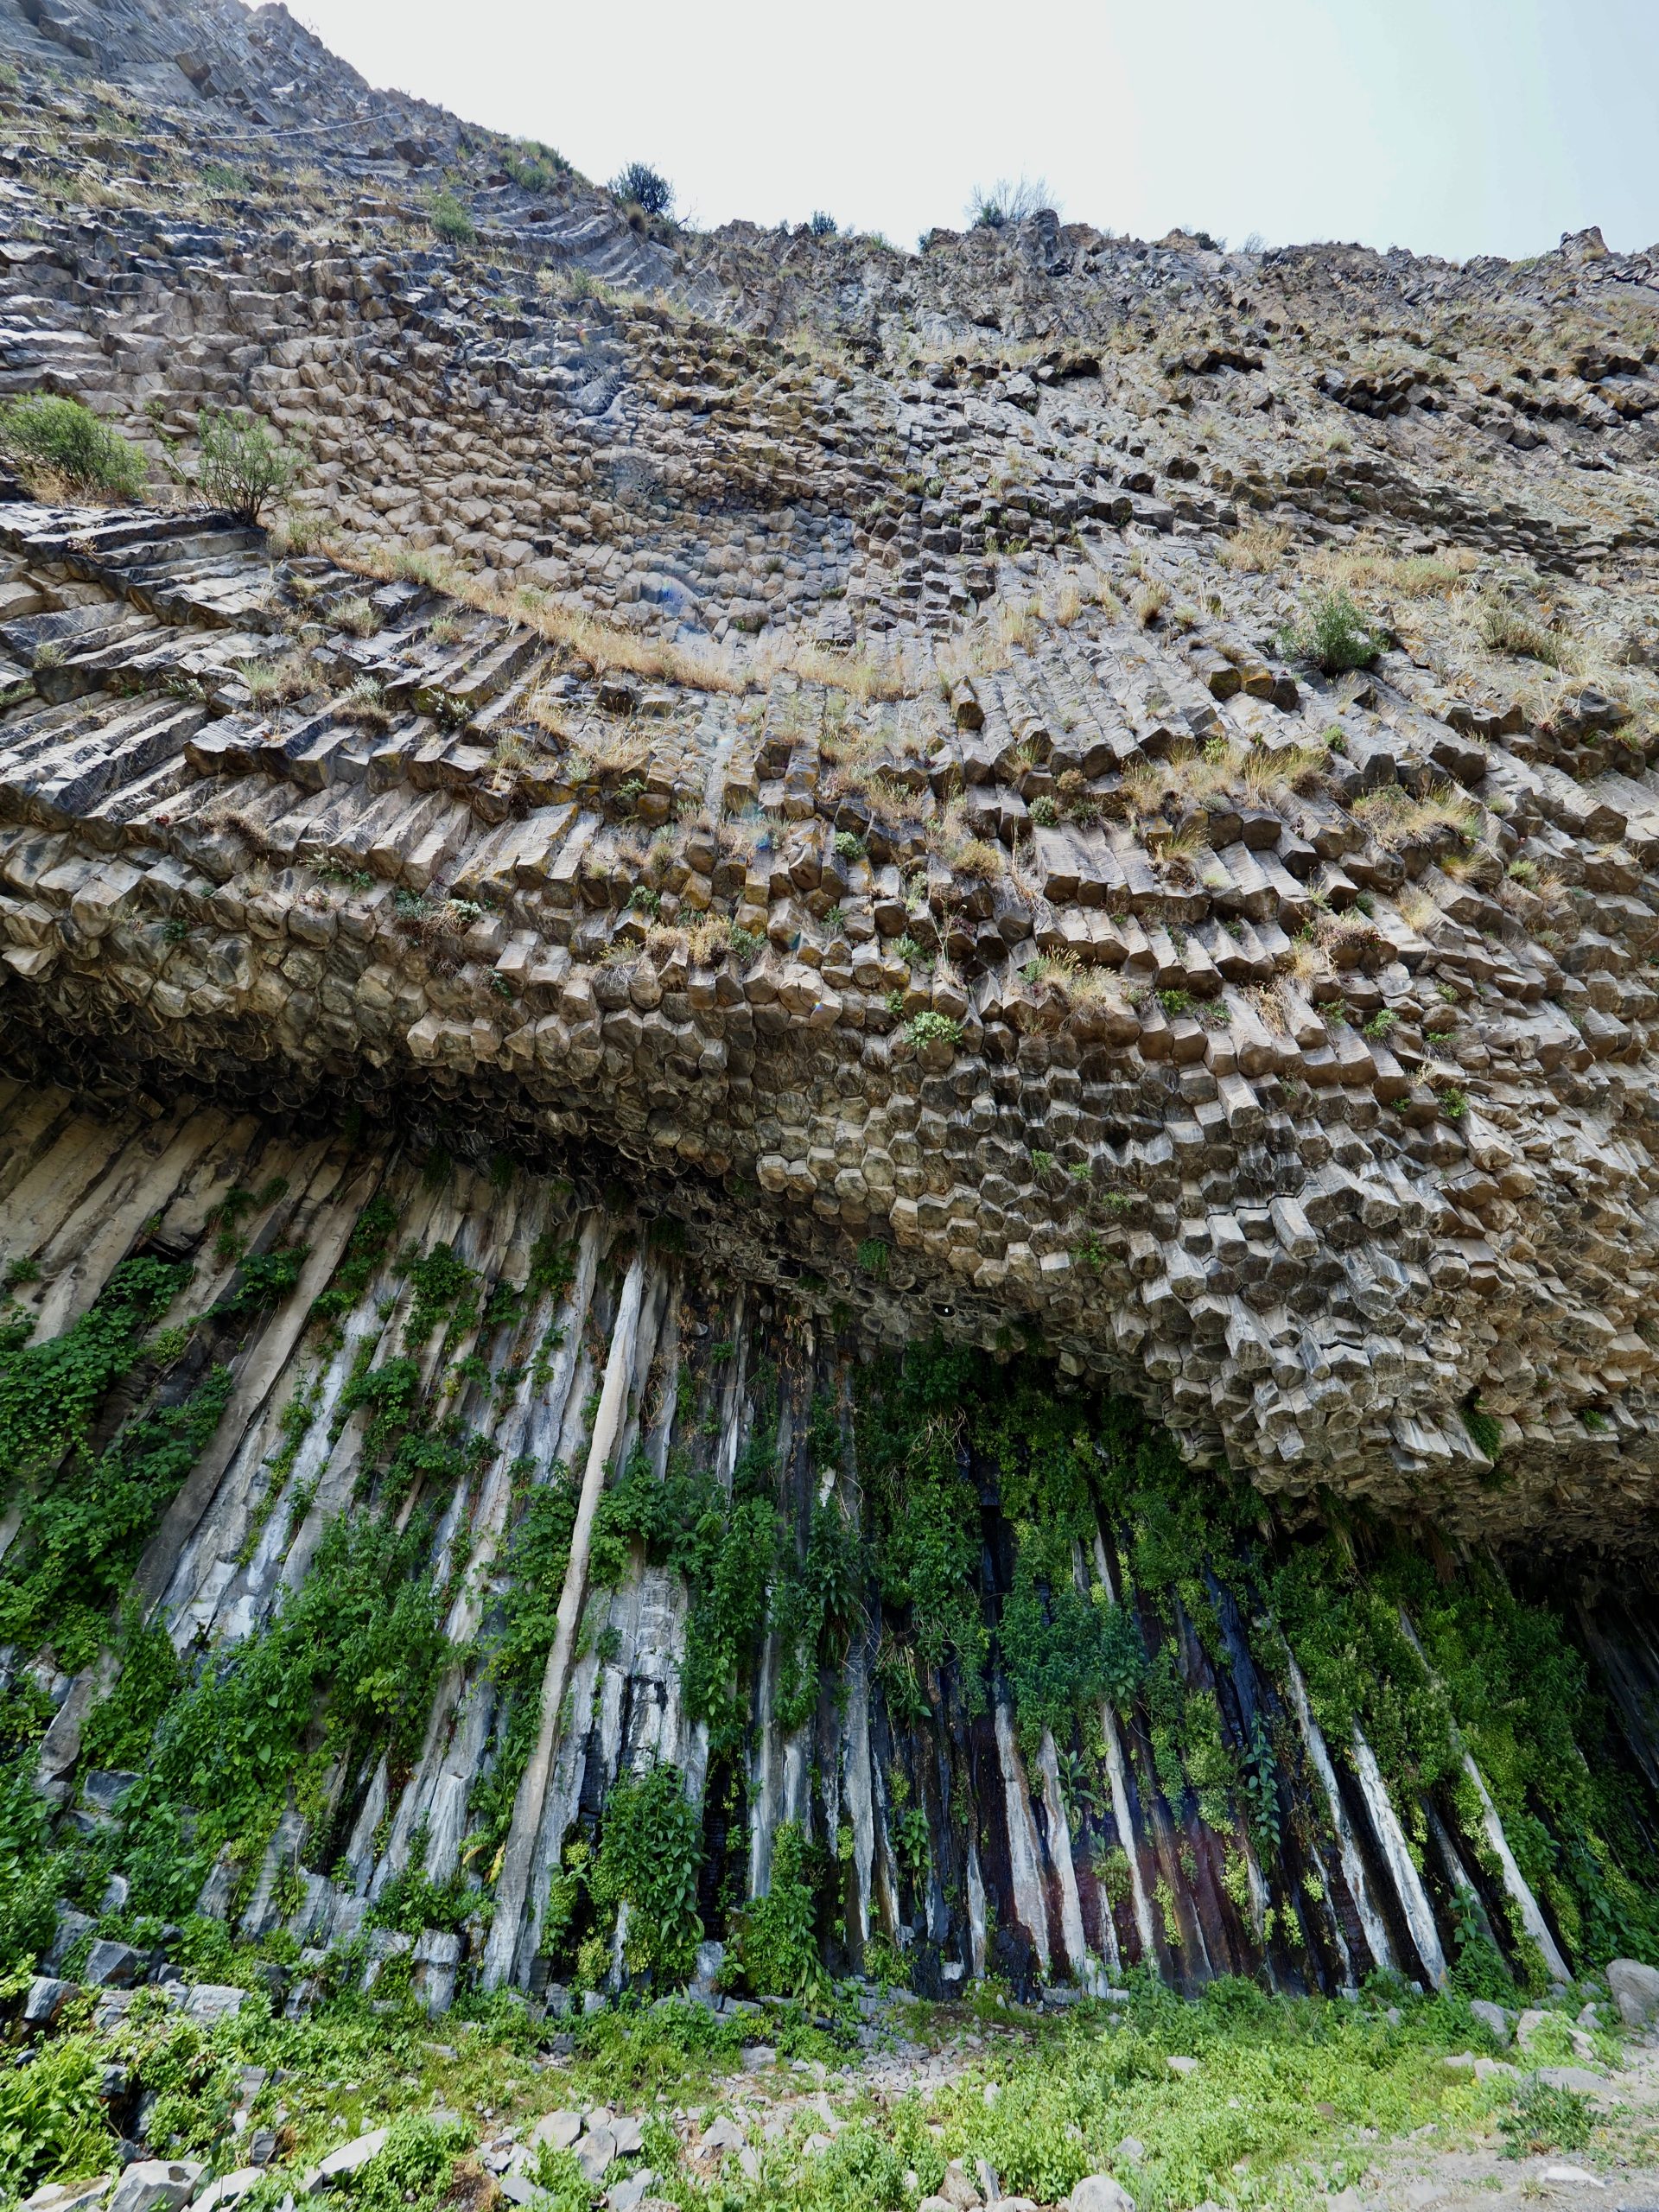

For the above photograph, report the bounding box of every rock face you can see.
[1,0,1658,2015]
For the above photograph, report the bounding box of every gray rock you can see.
[689,1939,724,2002]
[46,1908,95,1971]
[496,2181,543,2207]
[84,1940,141,1989]
[605,2174,655,2212]
[1607,1959,1659,2029]
[575,2128,617,2184]
[530,2112,582,2152]
[107,2163,205,2212]
[1538,2067,1610,2094]
[412,1929,461,2017]
[1470,1999,1512,2042]
[182,1983,248,2024]
[81,1770,138,1814]
[22,2182,112,2212]
[311,2127,390,2188]
[23,1975,77,2026]
[194,2171,264,2212]
[1070,2180,1138,2212]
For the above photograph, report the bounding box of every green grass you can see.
[12,1971,1564,2212]
[429,188,475,245]
[1281,588,1383,675]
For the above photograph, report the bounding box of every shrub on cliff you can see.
[427,186,474,244]
[1281,587,1386,673]
[610,161,673,218]
[968,175,1055,229]
[191,404,300,524]
[0,392,146,500]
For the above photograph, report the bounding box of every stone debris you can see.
[105,2166,203,2212]
[1609,1958,1659,2029]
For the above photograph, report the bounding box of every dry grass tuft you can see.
[1321,544,1476,599]
[1352,779,1481,849]
[1475,595,1575,670]
[236,654,315,708]
[1053,575,1085,627]
[334,675,391,729]
[1217,520,1290,574]
[330,594,381,639]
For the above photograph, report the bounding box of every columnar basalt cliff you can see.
[2,0,1659,2032]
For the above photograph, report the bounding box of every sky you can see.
[293,0,1659,266]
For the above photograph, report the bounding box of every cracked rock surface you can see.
[3,37,1659,1521]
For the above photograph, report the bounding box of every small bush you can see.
[732,1821,827,2000]
[610,162,672,217]
[0,2034,110,2196]
[807,210,838,237]
[343,2113,475,2212]
[592,1761,703,1983]
[0,392,146,500]
[1461,1400,1503,1461]
[1500,2075,1594,2158]
[967,175,1055,229]
[428,187,475,244]
[504,141,566,193]
[192,405,298,524]
[1282,588,1383,673]
[906,1010,961,1051]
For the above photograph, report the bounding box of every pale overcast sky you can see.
[295,0,1658,265]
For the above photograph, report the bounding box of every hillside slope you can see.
[0,0,1656,2075]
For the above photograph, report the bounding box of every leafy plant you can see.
[1281,588,1384,674]
[465,1465,579,1873]
[0,1266,236,1672]
[1461,1399,1503,1461]
[428,188,475,244]
[592,1762,703,1982]
[503,141,567,193]
[190,405,299,523]
[311,1193,398,1323]
[0,2033,110,2196]
[112,1511,449,1904]
[610,162,673,217]
[733,1821,827,2000]
[0,391,146,499]
[341,2113,476,2212]
[1500,2075,1594,2157]
[1001,1521,1138,1750]
[906,1009,962,1050]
